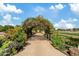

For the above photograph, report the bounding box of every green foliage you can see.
[0,48,3,55]
[0,36,9,55]
[63,36,79,47]
[57,31,79,55]
[2,25,14,32]
[11,48,17,55]
[0,36,7,47]
[23,16,54,39]
[0,16,55,56]
[6,26,26,47]
[0,40,12,56]
[51,30,65,51]
[0,40,17,56]
[0,25,4,32]
[23,15,54,33]
[0,25,26,56]
[0,25,14,32]
[1,41,12,49]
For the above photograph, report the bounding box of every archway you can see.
[23,16,54,40]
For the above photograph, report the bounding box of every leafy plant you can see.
[51,30,65,51]
[0,40,12,56]
[0,36,6,47]
[0,25,26,56]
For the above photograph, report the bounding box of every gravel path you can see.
[16,33,66,56]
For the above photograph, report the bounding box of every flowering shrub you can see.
[0,26,26,56]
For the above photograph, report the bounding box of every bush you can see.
[0,40,18,56]
[6,26,26,51]
[0,48,4,56]
[0,26,26,56]
[51,30,65,51]
[11,48,17,55]
[0,40,12,56]
[0,36,6,47]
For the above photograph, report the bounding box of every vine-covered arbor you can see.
[23,16,54,40]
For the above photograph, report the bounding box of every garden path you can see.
[16,33,66,56]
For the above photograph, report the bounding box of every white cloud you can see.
[0,3,23,14]
[2,14,12,25]
[69,4,79,15]
[73,18,78,21]
[34,6,45,12]
[66,18,78,23]
[55,4,64,10]
[54,18,78,29]
[49,5,55,10]
[0,3,22,26]
[0,20,12,26]
[0,14,14,26]
[13,17,20,20]
[49,4,64,10]
[15,9,23,14]
[3,14,12,22]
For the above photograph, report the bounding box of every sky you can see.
[0,3,79,29]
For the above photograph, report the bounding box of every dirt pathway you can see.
[16,33,66,56]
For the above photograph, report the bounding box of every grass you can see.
[60,32,79,36]
[51,31,66,51]
[59,32,79,48]
[51,31,79,56]
[60,34,79,42]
